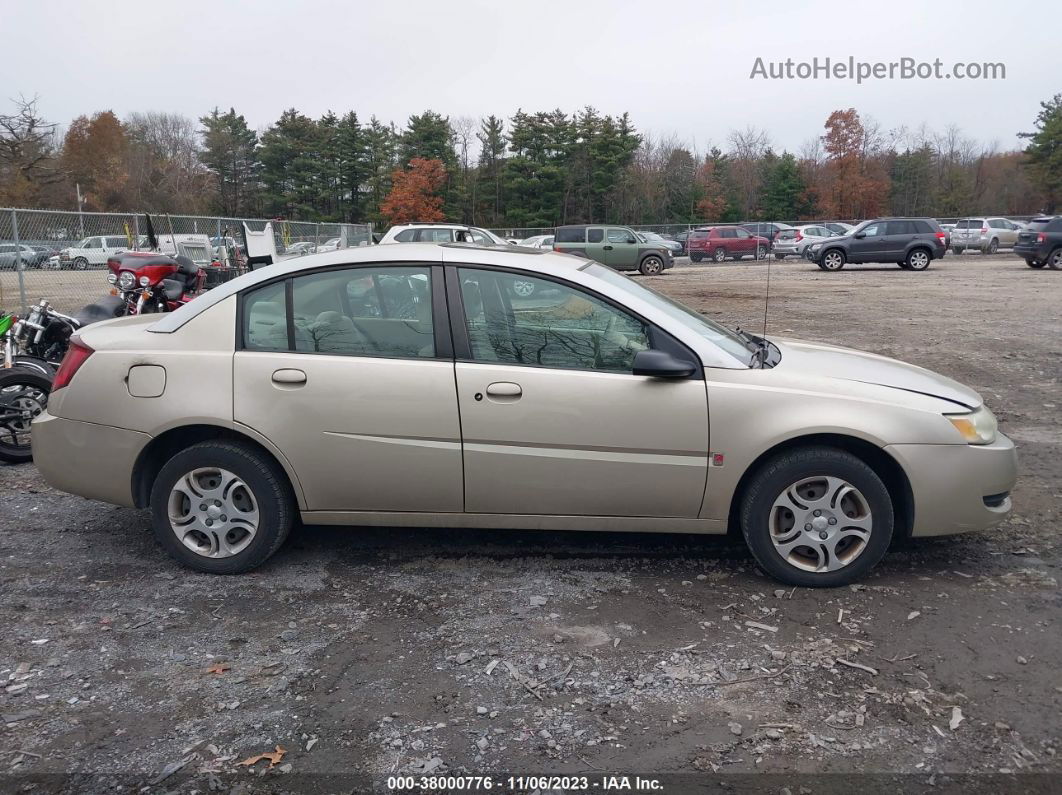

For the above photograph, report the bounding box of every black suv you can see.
[1013,216,1062,269]
[808,218,946,271]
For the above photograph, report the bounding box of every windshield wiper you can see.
[735,326,770,368]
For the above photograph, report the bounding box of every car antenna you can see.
[757,222,773,367]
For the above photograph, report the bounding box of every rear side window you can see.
[243,280,289,351]
[887,221,916,235]
[393,229,415,242]
[555,227,585,244]
[912,220,935,233]
[587,228,604,243]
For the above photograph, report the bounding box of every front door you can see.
[233,264,463,513]
[848,222,888,261]
[451,266,709,517]
[603,228,640,269]
[733,227,757,256]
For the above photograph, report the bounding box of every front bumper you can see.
[32,411,149,508]
[886,432,1017,536]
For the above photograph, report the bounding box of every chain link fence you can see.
[0,208,372,314]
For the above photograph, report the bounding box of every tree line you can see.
[1,94,1059,228]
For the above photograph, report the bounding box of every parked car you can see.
[950,217,1024,254]
[33,243,1016,587]
[808,218,947,271]
[316,238,342,253]
[0,243,43,270]
[380,223,511,246]
[518,234,555,249]
[772,225,835,259]
[671,230,692,255]
[687,226,769,263]
[636,231,683,256]
[823,222,855,236]
[58,235,133,270]
[553,225,672,275]
[285,242,317,257]
[739,222,794,245]
[1012,216,1062,269]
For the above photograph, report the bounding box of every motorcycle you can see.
[0,297,124,464]
[107,251,205,315]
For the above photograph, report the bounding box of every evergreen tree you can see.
[259,108,321,218]
[476,115,506,225]
[199,107,259,216]
[1019,94,1062,213]
[760,152,812,221]
[363,116,397,223]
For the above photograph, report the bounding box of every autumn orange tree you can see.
[380,157,446,224]
[61,110,129,210]
[819,108,889,219]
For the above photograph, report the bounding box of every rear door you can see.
[449,265,709,517]
[233,262,463,513]
[883,220,915,259]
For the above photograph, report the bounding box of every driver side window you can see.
[457,268,649,373]
[861,224,882,237]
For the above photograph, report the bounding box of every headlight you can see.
[107,273,117,285]
[139,275,150,287]
[117,271,137,291]
[947,405,997,445]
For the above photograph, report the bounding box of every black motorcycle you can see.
[0,296,124,463]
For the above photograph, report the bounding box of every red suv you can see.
[688,226,770,263]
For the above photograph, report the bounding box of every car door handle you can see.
[485,382,522,401]
[603,245,613,250]
[271,368,306,385]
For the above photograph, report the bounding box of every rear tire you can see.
[952,247,964,254]
[1047,248,1062,270]
[690,253,703,263]
[986,238,999,255]
[0,369,51,464]
[1026,259,1045,268]
[905,248,931,271]
[774,253,786,260]
[739,446,894,587]
[150,441,295,574]
[713,247,727,263]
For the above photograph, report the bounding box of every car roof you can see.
[148,243,588,334]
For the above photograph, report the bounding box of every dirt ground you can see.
[1,252,1059,794]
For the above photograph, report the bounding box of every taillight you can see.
[1038,232,1046,243]
[794,231,803,241]
[980,227,988,234]
[53,338,94,391]
[935,231,946,241]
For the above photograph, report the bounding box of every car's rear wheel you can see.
[952,246,964,254]
[905,248,931,270]
[0,369,51,464]
[775,253,786,260]
[639,255,664,275]
[150,441,294,574]
[739,446,894,587]
[1047,248,1062,270]
[1026,259,1045,268]
[897,261,911,269]
[713,247,727,263]
[986,238,999,255]
[821,249,845,270]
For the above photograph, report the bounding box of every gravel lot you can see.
[1,253,1059,793]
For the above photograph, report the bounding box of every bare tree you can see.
[727,126,771,217]
[0,94,62,205]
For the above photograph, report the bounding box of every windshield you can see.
[586,264,752,365]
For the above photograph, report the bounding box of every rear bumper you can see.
[32,411,148,508]
[886,433,1017,537]
[1013,243,1048,260]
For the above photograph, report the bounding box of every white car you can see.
[317,238,342,253]
[380,223,512,246]
[57,235,133,270]
[772,225,836,259]
[518,234,555,249]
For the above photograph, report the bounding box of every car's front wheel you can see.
[638,255,664,275]
[820,249,845,270]
[150,441,295,574]
[740,446,894,587]
[755,246,767,260]
[690,253,703,263]
[73,257,88,270]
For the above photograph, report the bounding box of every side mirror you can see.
[854,232,866,239]
[633,349,697,379]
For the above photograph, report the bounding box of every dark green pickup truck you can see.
[553,225,673,275]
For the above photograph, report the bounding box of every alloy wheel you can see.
[907,250,930,270]
[822,251,844,270]
[713,248,726,263]
[768,475,873,572]
[167,467,260,558]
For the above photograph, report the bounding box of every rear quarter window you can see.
[587,228,604,243]
[554,228,585,244]
[393,229,415,242]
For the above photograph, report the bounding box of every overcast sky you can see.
[4,0,1057,155]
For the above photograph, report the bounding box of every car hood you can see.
[772,337,980,409]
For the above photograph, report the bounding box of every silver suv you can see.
[950,217,1024,254]
[380,223,511,246]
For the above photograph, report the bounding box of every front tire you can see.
[820,249,846,270]
[739,446,894,587]
[690,253,704,263]
[638,255,664,276]
[73,257,88,270]
[755,246,766,260]
[150,441,295,574]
